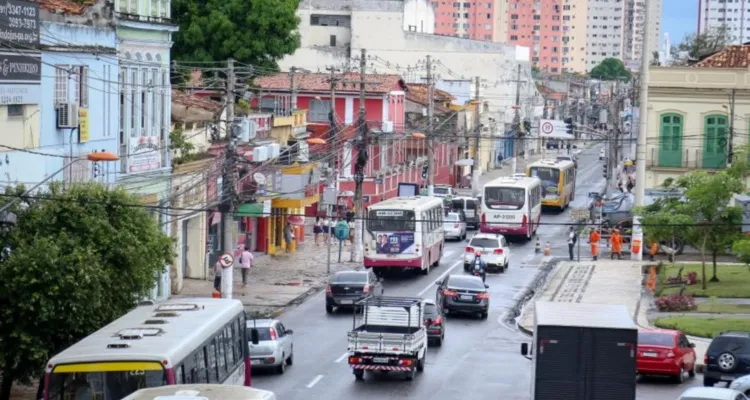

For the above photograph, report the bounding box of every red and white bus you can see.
[364,196,445,276]
[44,298,252,400]
[480,176,543,240]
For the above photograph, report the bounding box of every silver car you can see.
[443,212,467,240]
[730,374,750,396]
[247,319,294,374]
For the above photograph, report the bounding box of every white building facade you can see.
[698,0,748,43]
[585,0,626,70]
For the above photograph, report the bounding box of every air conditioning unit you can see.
[382,121,394,133]
[267,143,280,158]
[252,146,268,162]
[56,103,79,128]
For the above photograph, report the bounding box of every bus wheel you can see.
[422,260,431,275]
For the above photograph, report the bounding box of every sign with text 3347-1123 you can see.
[0,0,39,47]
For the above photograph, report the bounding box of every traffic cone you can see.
[211,291,221,299]
[535,238,541,253]
[543,241,551,256]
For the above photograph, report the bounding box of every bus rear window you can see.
[367,210,416,231]
[529,167,560,184]
[48,364,166,400]
[484,187,525,210]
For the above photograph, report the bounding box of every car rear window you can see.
[466,200,477,210]
[447,276,486,290]
[470,238,499,248]
[424,303,438,317]
[638,332,674,347]
[451,199,464,209]
[333,272,368,284]
[445,214,459,221]
[708,336,750,353]
[249,327,272,341]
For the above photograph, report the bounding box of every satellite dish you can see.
[253,173,266,185]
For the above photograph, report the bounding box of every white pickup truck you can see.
[347,296,428,381]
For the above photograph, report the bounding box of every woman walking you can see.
[238,247,253,287]
[314,216,323,246]
[322,215,330,244]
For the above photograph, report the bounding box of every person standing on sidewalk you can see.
[213,259,222,292]
[610,229,623,260]
[588,228,601,261]
[567,227,577,261]
[321,215,330,244]
[284,221,294,252]
[313,216,323,246]
[238,247,253,287]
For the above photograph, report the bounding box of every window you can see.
[141,69,148,132]
[194,348,208,383]
[73,66,88,107]
[151,69,159,136]
[308,99,331,122]
[7,105,23,117]
[130,69,137,137]
[224,325,236,367]
[174,365,184,384]
[703,114,728,169]
[161,70,168,153]
[55,66,69,104]
[658,113,683,168]
[207,340,218,383]
[119,67,126,141]
[329,35,336,46]
[216,331,228,377]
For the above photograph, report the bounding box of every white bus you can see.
[480,176,542,240]
[123,384,275,400]
[364,196,445,276]
[526,159,577,210]
[44,298,253,400]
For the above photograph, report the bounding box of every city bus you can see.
[479,176,542,240]
[526,159,576,210]
[43,298,253,400]
[124,384,275,400]
[364,196,445,276]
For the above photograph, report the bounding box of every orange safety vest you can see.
[611,233,623,252]
[589,231,600,256]
[650,242,659,256]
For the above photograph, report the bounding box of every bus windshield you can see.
[47,363,166,400]
[367,209,416,231]
[484,187,525,210]
[529,167,560,186]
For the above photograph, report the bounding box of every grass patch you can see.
[654,316,750,338]
[696,302,750,314]
[659,263,750,298]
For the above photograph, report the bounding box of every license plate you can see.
[482,251,491,254]
[340,299,353,304]
[251,360,261,365]
[642,352,658,357]
[460,295,473,300]
[722,375,736,381]
[387,254,396,258]
[373,357,389,364]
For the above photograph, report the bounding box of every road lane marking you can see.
[335,352,348,363]
[306,374,324,388]
[417,260,462,297]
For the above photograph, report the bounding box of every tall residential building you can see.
[433,0,498,41]
[562,0,588,73]
[698,0,749,43]
[585,0,625,70]
[623,0,661,68]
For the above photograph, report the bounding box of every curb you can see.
[504,257,564,336]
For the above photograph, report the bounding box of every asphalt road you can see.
[251,147,698,399]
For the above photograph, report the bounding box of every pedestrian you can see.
[322,215,330,244]
[610,228,623,260]
[213,259,222,293]
[284,221,294,252]
[327,217,336,244]
[567,227,577,261]
[626,177,635,193]
[238,246,253,287]
[314,216,323,246]
[649,239,659,262]
[588,228,601,261]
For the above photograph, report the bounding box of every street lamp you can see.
[411,132,426,139]
[0,151,120,216]
[307,138,326,145]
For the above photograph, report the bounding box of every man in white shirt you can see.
[567,227,577,261]
[238,247,253,287]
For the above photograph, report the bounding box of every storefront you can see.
[266,163,320,255]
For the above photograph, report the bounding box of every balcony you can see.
[647,146,728,170]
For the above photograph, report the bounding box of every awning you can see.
[272,193,320,209]
[234,203,265,217]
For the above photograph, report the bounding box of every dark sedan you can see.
[423,299,445,346]
[325,270,383,313]
[435,275,490,319]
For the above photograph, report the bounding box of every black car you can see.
[423,299,445,346]
[325,270,383,313]
[435,274,489,319]
[704,331,750,387]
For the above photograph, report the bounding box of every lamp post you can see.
[0,151,119,217]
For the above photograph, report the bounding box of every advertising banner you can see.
[374,232,415,255]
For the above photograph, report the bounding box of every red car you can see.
[637,328,697,383]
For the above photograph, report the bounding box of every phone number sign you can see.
[0,83,38,104]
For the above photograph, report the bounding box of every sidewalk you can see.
[517,259,710,372]
[178,239,359,317]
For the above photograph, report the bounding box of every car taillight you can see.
[666,351,675,358]
[326,285,332,295]
[454,223,459,228]
[704,353,708,364]
[466,246,474,253]
[432,316,442,325]
[476,293,490,299]
[493,248,504,254]
[443,289,457,296]
[363,284,370,294]
[270,328,278,341]
[521,214,528,227]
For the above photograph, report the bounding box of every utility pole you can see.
[290,67,298,113]
[513,64,522,174]
[220,58,237,299]
[325,66,341,269]
[633,0,650,262]
[426,55,435,196]
[728,89,736,167]
[470,76,481,197]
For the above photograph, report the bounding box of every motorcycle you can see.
[469,260,486,282]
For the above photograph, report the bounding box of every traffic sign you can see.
[541,121,554,135]
[219,253,234,268]
[539,119,575,139]
[334,221,350,241]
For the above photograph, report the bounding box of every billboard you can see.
[374,232,415,254]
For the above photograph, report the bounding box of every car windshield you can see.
[333,272,367,284]
[249,327,273,341]
[470,238,499,248]
[424,303,438,317]
[447,276,486,290]
[445,214,459,222]
[638,332,674,347]
[484,187,525,210]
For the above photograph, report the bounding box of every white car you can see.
[247,319,294,374]
[443,212,467,240]
[432,185,454,198]
[463,233,510,273]
[679,387,748,400]
[730,374,750,396]
[599,148,606,160]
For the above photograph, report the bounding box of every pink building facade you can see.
[505,0,564,73]
[432,0,497,41]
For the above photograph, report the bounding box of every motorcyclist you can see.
[471,250,487,282]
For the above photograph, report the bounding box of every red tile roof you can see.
[172,90,224,114]
[405,83,453,113]
[695,45,750,68]
[254,72,405,94]
[35,0,94,15]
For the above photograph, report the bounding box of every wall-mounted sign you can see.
[129,136,161,173]
[78,108,89,142]
[0,52,40,83]
[0,0,40,47]
[0,82,38,104]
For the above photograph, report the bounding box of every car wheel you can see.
[463,263,470,271]
[480,312,488,319]
[435,336,443,347]
[326,304,334,314]
[277,355,286,374]
[416,357,425,372]
[718,352,737,372]
[422,262,430,275]
[703,377,717,387]
[505,261,509,270]
[688,364,695,378]
[287,349,294,366]
[674,368,684,384]
[354,369,365,381]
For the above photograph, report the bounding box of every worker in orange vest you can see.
[649,239,659,262]
[589,228,601,261]
[610,229,623,260]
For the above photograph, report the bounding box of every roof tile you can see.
[171,90,224,114]
[35,0,94,15]
[695,45,750,68]
[405,83,453,113]
[254,72,405,94]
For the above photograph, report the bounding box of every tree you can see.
[677,25,735,59]
[651,50,660,66]
[171,0,302,70]
[589,58,631,81]
[704,208,742,281]
[0,183,173,400]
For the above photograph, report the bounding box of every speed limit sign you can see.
[541,121,554,135]
[219,253,234,268]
